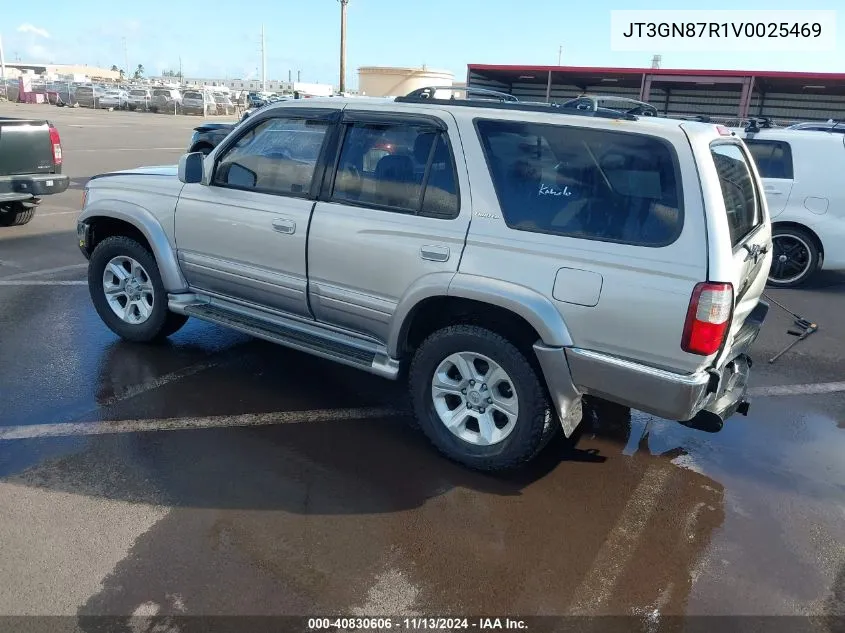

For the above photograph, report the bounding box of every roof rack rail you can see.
[561,95,659,117]
[400,85,519,103]
[395,86,640,121]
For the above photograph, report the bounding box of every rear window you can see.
[130,90,147,97]
[182,91,202,99]
[475,119,683,246]
[710,143,761,247]
[743,139,794,179]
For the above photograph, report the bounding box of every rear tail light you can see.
[681,282,734,355]
[48,125,62,165]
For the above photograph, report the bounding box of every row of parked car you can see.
[66,85,238,115]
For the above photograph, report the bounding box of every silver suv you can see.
[77,93,772,471]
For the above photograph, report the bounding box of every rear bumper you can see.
[563,300,769,428]
[0,173,69,202]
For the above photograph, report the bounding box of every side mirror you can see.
[178,152,204,184]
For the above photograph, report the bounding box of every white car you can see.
[127,88,152,111]
[735,127,845,287]
[100,89,129,110]
[181,90,216,115]
[150,88,182,113]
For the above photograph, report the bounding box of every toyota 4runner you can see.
[77,91,771,471]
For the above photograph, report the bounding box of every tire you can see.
[768,226,820,288]
[409,325,557,471]
[0,205,35,226]
[88,236,188,342]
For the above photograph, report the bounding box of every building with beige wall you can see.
[1,62,120,82]
[358,66,453,97]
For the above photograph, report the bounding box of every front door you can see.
[175,109,337,317]
[308,110,471,342]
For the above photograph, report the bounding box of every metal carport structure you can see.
[467,64,845,123]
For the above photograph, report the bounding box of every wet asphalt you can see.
[0,103,843,629]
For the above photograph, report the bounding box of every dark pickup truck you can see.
[0,117,70,226]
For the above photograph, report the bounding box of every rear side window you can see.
[744,140,794,179]
[710,143,761,247]
[331,122,459,219]
[475,120,683,246]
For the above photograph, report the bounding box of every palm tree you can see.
[110,65,119,72]
[133,64,145,80]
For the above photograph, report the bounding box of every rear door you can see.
[742,138,794,217]
[307,108,469,343]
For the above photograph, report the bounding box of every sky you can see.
[1,0,843,87]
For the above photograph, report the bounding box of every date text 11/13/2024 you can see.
[307,617,529,630]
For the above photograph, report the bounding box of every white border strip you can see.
[0,280,86,286]
[0,407,407,441]
[748,381,845,397]
[1,263,87,280]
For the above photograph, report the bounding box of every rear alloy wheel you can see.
[409,325,557,471]
[768,227,820,288]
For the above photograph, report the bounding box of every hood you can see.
[91,165,179,180]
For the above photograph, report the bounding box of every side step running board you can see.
[176,300,400,380]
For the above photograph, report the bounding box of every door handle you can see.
[272,218,296,234]
[764,188,782,195]
[421,245,450,262]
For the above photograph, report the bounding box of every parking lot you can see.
[1,101,844,627]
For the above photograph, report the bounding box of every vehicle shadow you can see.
[1,334,728,621]
[6,336,703,515]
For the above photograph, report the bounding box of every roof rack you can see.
[744,117,774,133]
[560,95,659,117]
[395,86,640,121]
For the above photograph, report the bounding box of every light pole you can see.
[123,37,129,84]
[339,0,349,94]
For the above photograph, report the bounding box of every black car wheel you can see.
[768,226,820,288]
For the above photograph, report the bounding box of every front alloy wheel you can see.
[102,255,155,325]
[88,236,188,342]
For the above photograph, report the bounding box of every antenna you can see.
[651,54,662,69]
